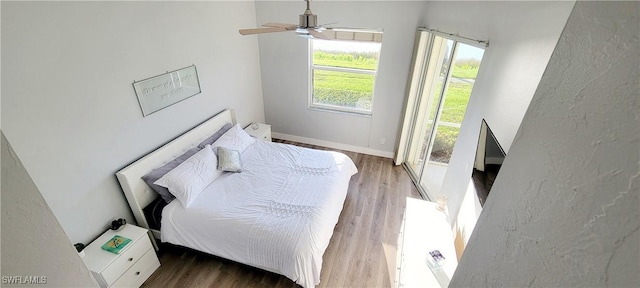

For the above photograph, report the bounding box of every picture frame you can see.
[133,65,201,117]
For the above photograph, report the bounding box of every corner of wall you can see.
[1,132,96,287]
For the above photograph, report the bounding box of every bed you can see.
[116,109,357,288]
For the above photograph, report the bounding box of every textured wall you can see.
[451,1,639,286]
[420,1,575,223]
[1,133,96,287]
[1,1,264,244]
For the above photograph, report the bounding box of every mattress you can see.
[160,140,357,288]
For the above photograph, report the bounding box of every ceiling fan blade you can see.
[318,22,338,27]
[307,29,332,40]
[325,26,380,33]
[263,23,298,30]
[239,27,288,35]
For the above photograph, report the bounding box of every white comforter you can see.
[161,140,357,287]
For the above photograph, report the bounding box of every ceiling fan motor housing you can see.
[299,12,317,28]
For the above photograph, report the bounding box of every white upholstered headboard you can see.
[116,109,236,240]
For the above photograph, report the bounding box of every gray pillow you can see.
[197,123,233,149]
[141,148,199,203]
[217,147,243,173]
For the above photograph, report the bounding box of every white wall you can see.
[256,1,427,157]
[420,1,575,225]
[451,1,639,286]
[2,133,97,287]
[1,1,264,244]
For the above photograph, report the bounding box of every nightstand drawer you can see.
[111,249,160,288]
[102,236,153,285]
[260,134,272,141]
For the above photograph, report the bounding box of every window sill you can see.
[308,106,373,118]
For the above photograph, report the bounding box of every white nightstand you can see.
[83,224,160,288]
[244,123,272,141]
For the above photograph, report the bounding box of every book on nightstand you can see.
[101,235,131,254]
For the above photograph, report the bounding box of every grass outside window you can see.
[311,39,382,114]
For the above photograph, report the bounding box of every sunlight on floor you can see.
[396,198,458,288]
[382,242,397,287]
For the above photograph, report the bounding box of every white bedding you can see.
[160,140,357,288]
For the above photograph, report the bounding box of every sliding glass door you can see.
[403,30,485,200]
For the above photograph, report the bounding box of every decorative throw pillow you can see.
[141,147,199,203]
[197,123,233,149]
[153,145,222,208]
[211,124,256,154]
[217,147,243,173]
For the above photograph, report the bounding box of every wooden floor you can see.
[142,139,421,288]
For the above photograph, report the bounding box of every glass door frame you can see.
[401,28,485,201]
[404,32,457,199]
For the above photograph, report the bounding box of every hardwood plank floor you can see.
[142,139,421,288]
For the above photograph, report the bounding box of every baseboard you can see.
[272,132,394,159]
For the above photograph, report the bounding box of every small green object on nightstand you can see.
[100,235,131,254]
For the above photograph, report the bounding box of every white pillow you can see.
[212,123,256,154]
[153,145,222,208]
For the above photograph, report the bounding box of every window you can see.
[309,30,383,115]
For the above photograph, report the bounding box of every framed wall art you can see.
[133,65,201,117]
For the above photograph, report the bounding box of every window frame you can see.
[308,37,382,116]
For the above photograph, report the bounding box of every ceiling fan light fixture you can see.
[295,28,313,38]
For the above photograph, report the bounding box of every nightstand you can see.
[83,224,160,288]
[244,123,272,141]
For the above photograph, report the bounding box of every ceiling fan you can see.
[239,0,333,40]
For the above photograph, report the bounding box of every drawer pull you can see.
[135,272,140,276]
[128,257,134,262]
